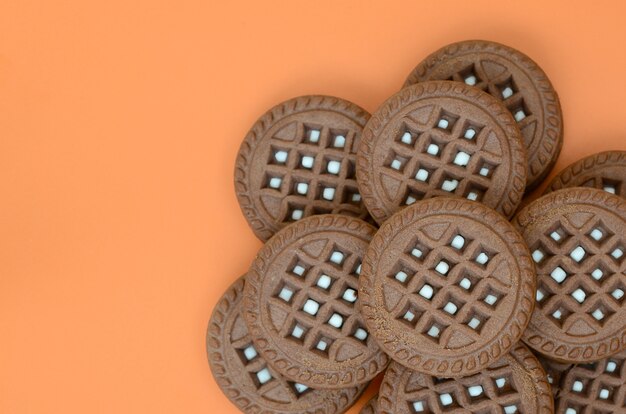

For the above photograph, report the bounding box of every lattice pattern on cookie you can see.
[403,359,522,413]
[530,214,626,330]
[384,107,504,205]
[385,224,510,349]
[261,122,366,223]
[557,352,626,413]
[268,239,370,360]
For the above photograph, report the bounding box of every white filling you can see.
[355,264,361,275]
[352,193,361,202]
[419,284,434,300]
[427,325,441,338]
[274,150,288,163]
[330,251,344,264]
[599,388,610,399]
[453,151,471,166]
[278,287,294,302]
[468,317,481,329]
[592,268,604,280]
[551,267,567,284]
[450,235,465,250]
[443,302,458,314]
[316,339,328,351]
[390,159,402,170]
[435,260,450,275]
[441,179,459,192]
[464,128,476,139]
[604,185,616,194]
[467,385,483,397]
[495,377,506,388]
[502,86,514,99]
[532,249,545,263]
[291,209,304,220]
[612,289,624,299]
[467,191,478,200]
[292,264,305,276]
[536,289,545,302]
[412,401,425,412]
[333,135,346,148]
[514,110,526,122]
[476,252,489,265]
[459,278,472,290]
[548,374,554,384]
[565,409,577,414]
[427,143,440,156]
[294,383,309,394]
[479,166,490,177]
[292,324,305,338]
[243,345,258,361]
[327,160,341,175]
[550,231,562,241]
[354,328,368,341]
[572,380,583,392]
[328,313,344,328]
[404,310,415,322]
[309,129,321,142]
[439,393,453,405]
[484,294,498,305]
[317,275,332,289]
[296,182,308,195]
[269,177,282,189]
[437,119,449,129]
[415,168,429,182]
[395,271,408,283]
[592,308,605,320]
[342,288,357,303]
[322,187,335,200]
[406,195,417,205]
[612,248,624,259]
[411,247,423,258]
[552,309,563,320]
[301,155,315,169]
[606,361,617,372]
[504,406,518,414]
[590,228,604,241]
[401,132,413,145]
[303,299,320,315]
[464,75,477,85]
[570,246,586,262]
[256,367,272,384]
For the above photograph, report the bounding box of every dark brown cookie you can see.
[546,150,626,198]
[403,40,563,190]
[207,276,366,414]
[378,344,554,414]
[555,350,626,413]
[243,215,390,389]
[356,81,527,224]
[235,95,371,241]
[359,197,535,377]
[360,394,380,414]
[534,352,573,397]
[513,188,626,363]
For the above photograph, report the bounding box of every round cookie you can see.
[360,394,380,414]
[378,344,554,414]
[513,188,626,363]
[207,276,366,414]
[359,197,535,377]
[403,40,563,190]
[243,215,390,388]
[356,80,527,224]
[235,95,371,241]
[555,350,626,413]
[546,150,626,198]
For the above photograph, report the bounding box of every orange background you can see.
[2,1,626,412]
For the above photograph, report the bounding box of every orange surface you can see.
[1,1,626,412]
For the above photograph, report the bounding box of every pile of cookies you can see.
[207,40,626,414]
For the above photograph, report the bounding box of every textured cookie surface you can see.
[359,198,535,377]
[513,188,626,363]
[356,81,526,224]
[235,95,371,241]
[555,350,626,413]
[546,150,626,198]
[206,276,366,414]
[359,394,380,414]
[378,344,554,414]
[243,215,389,388]
[403,40,563,189]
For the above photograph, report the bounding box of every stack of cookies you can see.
[207,40,626,414]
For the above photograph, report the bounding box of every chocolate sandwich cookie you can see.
[243,215,390,388]
[356,81,527,224]
[513,188,626,363]
[359,394,380,414]
[359,198,535,377]
[546,150,626,198]
[403,40,563,190]
[378,344,554,414]
[534,353,573,397]
[555,350,626,413]
[207,276,366,414]
[235,95,371,241]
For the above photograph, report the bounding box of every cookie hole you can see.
[316,274,333,291]
[289,382,311,398]
[311,334,334,357]
[434,259,452,276]
[425,135,447,157]
[320,185,336,201]
[352,261,362,276]
[437,392,458,409]
[503,405,519,414]
[464,183,487,202]
[570,287,588,304]
[399,303,424,328]
[270,147,290,165]
[329,128,348,149]
[439,173,461,193]
[475,159,498,179]
[302,298,322,316]
[391,265,416,286]
[397,126,419,147]
[535,285,553,307]
[386,151,409,172]
[568,245,587,263]
[323,156,342,175]
[326,312,345,329]
[550,305,573,326]
[550,266,570,284]
[404,188,426,205]
[532,247,547,264]
[497,76,517,100]
[236,343,259,365]
[449,234,467,251]
[509,98,532,122]
[466,384,485,400]
[459,64,482,86]
[602,178,621,195]
[413,163,435,183]
[286,203,306,222]
[289,259,309,278]
[328,247,347,266]
[589,303,614,325]
[460,120,484,141]
[610,244,625,263]
[409,400,427,413]
[288,322,309,343]
[341,287,358,304]
[493,374,516,395]
[440,294,465,315]
[292,180,310,196]
[611,286,625,303]
[407,239,431,262]
[564,405,583,414]
[253,367,274,387]
[423,319,448,343]
[342,187,362,205]
[303,125,322,144]
[276,283,297,303]
[589,262,611,284]
[418,283,436,301]
[474,248,495,267]
[264,173,284,191]
[597,383,614,401]
[452,150,472,167]
[481,288,503,307]
[605,359,621,375]
[465,311,488,333]
[458,271,478,291]
[352,325,369,342]
[298,153,316,170]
